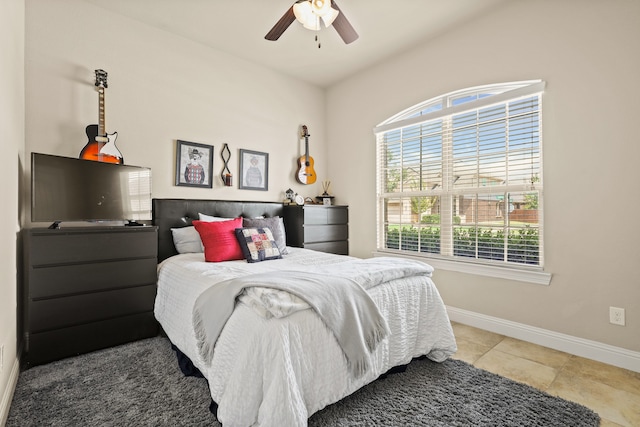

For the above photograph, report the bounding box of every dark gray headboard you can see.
[152,198,284,262]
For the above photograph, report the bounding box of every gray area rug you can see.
[7,336,600,426]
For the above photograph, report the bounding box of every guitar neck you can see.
[304,136,310,161]
[97,87,106,136]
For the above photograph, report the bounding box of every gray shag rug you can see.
[7,336,600,426]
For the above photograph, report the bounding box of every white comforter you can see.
[154,248,457,427]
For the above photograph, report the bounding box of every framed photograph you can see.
[239,149,268,191]
[175,140,213,188]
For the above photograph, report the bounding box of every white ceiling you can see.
[82,0,505,88]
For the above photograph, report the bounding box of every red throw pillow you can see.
[192,218,244,262]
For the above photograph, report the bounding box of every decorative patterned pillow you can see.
[242,216,288,255]
[170,226,203,253]
[234,227,282,263]
[192,218,244,262]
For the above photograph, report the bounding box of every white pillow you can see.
[198,212,233,222]
[171,226,204,253]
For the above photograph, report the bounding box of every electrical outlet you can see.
[609,307,625,326]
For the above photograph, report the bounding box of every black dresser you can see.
[22,226,159,367]
[283,205,349,255]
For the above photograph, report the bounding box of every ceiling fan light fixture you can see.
[311,0,332,16]
[321,7,339,27]
[293,1,310,21]
[303,18,321,31]
[293,1,320,30]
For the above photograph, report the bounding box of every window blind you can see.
[376,81,544,267]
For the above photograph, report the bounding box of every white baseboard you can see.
[0,357,20,426]
[447,306,640,373]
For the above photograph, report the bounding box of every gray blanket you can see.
[192,257,433,378]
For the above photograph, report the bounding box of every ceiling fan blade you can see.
[330,0,359,44]
[265,6,296,41]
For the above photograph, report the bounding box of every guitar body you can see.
[79,69,123,165]
[296,124,317,185]
[296,154,316,185]
[79,124,123,164]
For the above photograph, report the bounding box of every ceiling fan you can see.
[265,0,359,44]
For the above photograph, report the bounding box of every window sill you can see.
[372,250,552,285]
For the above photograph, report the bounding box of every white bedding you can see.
[154,248,457,427]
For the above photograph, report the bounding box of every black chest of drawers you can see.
[283,205,349,255]
[22,226,159,367]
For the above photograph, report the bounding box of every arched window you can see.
[374,81,545,273]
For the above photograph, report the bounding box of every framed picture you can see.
[175,140,213,188]
[239,149,268,191]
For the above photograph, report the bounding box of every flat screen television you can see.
[31,152,152,227]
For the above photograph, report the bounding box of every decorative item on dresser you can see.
[21,226,159,368]
[283,204,349,254]
[284,188,296,205]
[79,69,124,164]
[316,180,334,205]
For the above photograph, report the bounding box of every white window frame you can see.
[373,81,551,285]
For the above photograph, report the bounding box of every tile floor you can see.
[450,322,640,427]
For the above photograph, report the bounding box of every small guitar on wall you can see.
[296,125,316,185]
[79,69,124,164]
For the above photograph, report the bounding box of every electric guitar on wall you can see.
[296,125,316,185]
[79,69,124,164]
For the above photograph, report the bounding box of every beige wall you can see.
[327,0,640,353]
[24,0,327,227]
[0,0,24,422]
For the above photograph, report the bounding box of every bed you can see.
[152,198,457,427]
